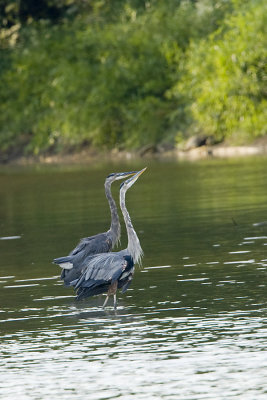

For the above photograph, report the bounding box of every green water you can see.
[0,158,266,399]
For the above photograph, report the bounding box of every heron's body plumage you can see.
[55,231,112,285]
[72,252,134,300]
[53,171,137,286]
[54,168,146,309]
[69,168,146,308]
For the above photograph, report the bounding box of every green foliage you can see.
[0,0,266,155]
[173,0,267,143]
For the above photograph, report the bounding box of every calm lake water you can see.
[0,157,267,399]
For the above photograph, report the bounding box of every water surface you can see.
[0,158,267,399]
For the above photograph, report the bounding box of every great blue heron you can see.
[69,168,146,309]
[53,170,137,285]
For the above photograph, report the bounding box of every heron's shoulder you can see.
[89,251,123,264]
[82,231,109,242]
[82,251,125,273]
[70,232,111,256]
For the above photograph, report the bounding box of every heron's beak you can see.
[126,167,147,186]
[136,167,147,177]
[115,171,138,180]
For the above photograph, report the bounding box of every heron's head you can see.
[105,170,138,185]
[120,167,146,192]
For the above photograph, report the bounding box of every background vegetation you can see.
[0,0,266,156]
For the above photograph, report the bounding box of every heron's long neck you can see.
[120,191,143,265]
[105,182,120,247]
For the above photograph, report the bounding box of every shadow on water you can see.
[0,158,267,399]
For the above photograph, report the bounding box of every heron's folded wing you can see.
[69,232,112,257]
[74,252,128,289]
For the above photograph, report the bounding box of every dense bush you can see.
[172,0,267,143]
[0,0,266,155]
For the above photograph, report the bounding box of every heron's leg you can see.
[104,281,118,309]
[113,294,117,310]
[102,295,109,309]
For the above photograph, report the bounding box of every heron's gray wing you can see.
[74,252,134,300]
[54,233,112,286]
[53,233,111,268]
[69,232,112,257]
[73,252,130,289]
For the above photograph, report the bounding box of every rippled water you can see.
[0,158,267,399]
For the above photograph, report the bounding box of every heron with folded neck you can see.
[70,168,146,309]
[53,170,137,286]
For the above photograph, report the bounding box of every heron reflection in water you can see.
[53,170,138,286]
[69,168,146,309]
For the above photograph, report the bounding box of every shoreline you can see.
[1,141,267,166]
[176,143,267,161]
